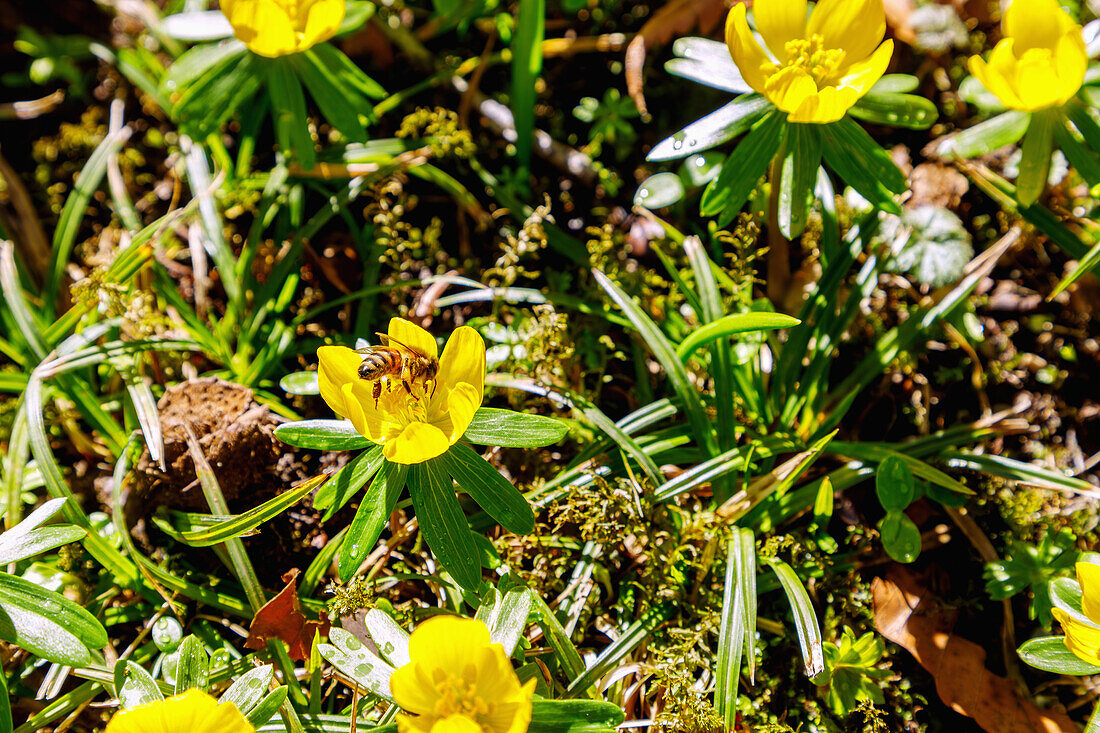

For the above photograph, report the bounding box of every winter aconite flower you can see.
[724,0,894,123]
[318,318,485,464]
[1053,562,1100,665]
[967,0,1087,112]
[105,690,254,733]
[390,617,536,733]
[221,0,345,58]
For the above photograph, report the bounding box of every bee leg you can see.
[403,379,417,400]
[373,380,382,408]
[430,379,437,399]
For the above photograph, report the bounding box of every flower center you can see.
[766,34,847,87]
[378,378,432,425]
[431,666,495,723]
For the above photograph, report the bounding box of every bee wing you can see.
[354,346,383,355]
[379,333,430,358]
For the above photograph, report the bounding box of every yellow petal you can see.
[222,0,298,57]
[837,40,894,98]
[788,85,861,123]
[1053,608,1100,666]
[753,0,808,58]
[1003,0,1076,54]
[764,67,819,114]
[397,715,435,733]
[318,345,362,420]
[408,616,491,669]
[343,382,386,442]
[1079,562,1100,623]
[105,690,254,733]
[1053,32,1088,104]
[429,716,484,733]
[968,52,1024,110]
[300,0,345,49]
[437,327,486,396]
[382,422,451,463]
[1015,49,1065,110]
[436,382,480,443]
[500,679,537,733]
[807,0,885,62]
[391,663,443,717]
[387,318,439,361]
[725,4,771,95]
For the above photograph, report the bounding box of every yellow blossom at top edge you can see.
[220,0,345,58]
[389,617,536,733]
[317,318,486,465]
[105,689,254,733]
[724,0,893,123]
[967,0,1086,112]
[1052,561,1100,666]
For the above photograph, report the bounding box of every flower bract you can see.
[389,616,536,733]
[318,318,485,464]
[724,0,894,123]
[221,0,345,58]
[1052,561,1100,665]
[967,0,1086,112]
[104,689,254,733]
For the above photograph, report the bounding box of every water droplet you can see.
[688,138,698,147]
[672,137,684,151]
[639,188,650,199]
[694,156,705,167]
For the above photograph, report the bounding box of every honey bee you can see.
[355,334,439,405]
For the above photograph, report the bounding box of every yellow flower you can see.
[389,617,536,733]
[724,0,894,123]
[967,0,1086,112]
[318,318,485,464]
[221,0,345,58]
[1053,561,1100,666]
[105,689,254,733]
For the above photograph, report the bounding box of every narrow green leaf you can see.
[1017,108,1058,206]
[462,407,568,447]
[764,558,824,677]
[267,60,316,170]
[565,604,673,696]
[821,117,905,211]
[441,443,534,534]
[941,110,1029,158]
[634,172,685,208]
[318,627,395,701]
[1018,636,1100,675]
[220,665,276,714]
[779,123,822,238]
[528,700,625,732]
[315,445,385,520]
[290,52,367,141]
[275,420,372,451]
[280,371,320,396]
[178,474,325,547]
[0,572,108,667]
[115,660,163,708]
[337,461,407,581]
[850,92,938,129]
[647,95,770,161]
[407,459,481,590]
[174,635,210,694]
[700,111,786,218]
[511,0,545,169]
[246,687,288,728]
[476,586,534,656]
[592,269,719,458]
[677,312,800,363]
